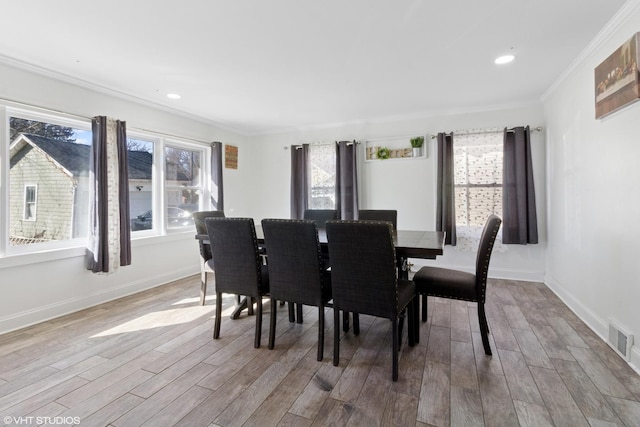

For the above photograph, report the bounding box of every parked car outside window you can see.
[130,206,194,231]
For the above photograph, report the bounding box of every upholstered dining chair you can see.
[353,209,398,331]
[299,209,338,323]
[413,214,502,355]
[358,209,397,230]
[326,220,415,381]
[193,210,225,305]
[261,219,332,361]
[205,217,269,348]
[303,209,338,228]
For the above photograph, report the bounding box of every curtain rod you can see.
[1,96,213,145]
[429,126,543,139]
[283,140,360,150]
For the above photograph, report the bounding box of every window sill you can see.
[0,231,194,270]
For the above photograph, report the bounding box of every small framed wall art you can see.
[595,32,640,119]
[225,144,238,169]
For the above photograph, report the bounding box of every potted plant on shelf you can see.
[410,136,424,157]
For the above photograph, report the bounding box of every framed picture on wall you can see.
[225,144,238,169]
[595,32,640,119]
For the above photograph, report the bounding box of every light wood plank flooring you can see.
[1,276,639,426]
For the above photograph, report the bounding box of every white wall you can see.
[543,6,640,369]
[247,103,547,281]
[0,62,250,333]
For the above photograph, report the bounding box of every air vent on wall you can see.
[608,319,634,360]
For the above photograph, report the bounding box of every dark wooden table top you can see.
[197,227,444,260]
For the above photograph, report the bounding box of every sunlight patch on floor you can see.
[91,305,215,337]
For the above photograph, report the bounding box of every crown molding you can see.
[542,0,640,102]
[247,99,542,138]
[0,54,250,137]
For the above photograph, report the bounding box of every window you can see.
[9,114,92,247]
[164,144,202,229]
[309,143,336,209]
[453,131,504,250]
[23,185,37,221]
[2,103,213,257]
[127,136,155,232]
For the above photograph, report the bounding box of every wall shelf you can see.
[364,135,426,161]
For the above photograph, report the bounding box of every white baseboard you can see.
[488,268,545,283]
[409,259,544,283]
[545,274,639,375]
[0,266,197,335]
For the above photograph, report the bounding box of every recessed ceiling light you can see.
[495,55,515,65]
[167,93,181,99]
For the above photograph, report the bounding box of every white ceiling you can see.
[0,0,628,135]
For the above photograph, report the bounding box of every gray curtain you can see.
[211,142,224,211]
[503,126,538,244]
[436,132,457,245]
[87,116,131,273]
[290,144,309,219]
[336,140,359,220]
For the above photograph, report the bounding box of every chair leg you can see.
[288,302,295,322]
[398,314,404,348]
[200,270,207,306]
[407,300,415,347]
[422,294,428,322]
[353,313,360,336]
[478,303,492,356]
[317,304,325,361]
[333,307,340,366]
[247,297,254,316]
[268,298,277,350]
[392,316,399,382]
[342,311,350,332]
[296,303,304,324]
[254,297,263,348]
[213,291,222,339]
[413,297,420,344]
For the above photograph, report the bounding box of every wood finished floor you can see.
[1,277,639,427]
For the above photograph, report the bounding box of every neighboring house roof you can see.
[128,150,152,180]
[10,133,152,180]
[10,134,89,177]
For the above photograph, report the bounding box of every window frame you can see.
[453,132,504,229]
[0,101,213,263]
[308,143,337,210]
[4,107,93,256]
[162,139,207,233]
[126,131,158,237]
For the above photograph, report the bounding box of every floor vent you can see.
[608,320,633,360]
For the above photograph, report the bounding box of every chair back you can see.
[193,210,225,260]
[475,214,502,301]
[262,219,328,305]
[205,217,266,297]
[303,209,338,229]
[358,210,397,230]
[326,220,398,318]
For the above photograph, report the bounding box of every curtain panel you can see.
[290,144,309,219]
[436,132,457,245]
[335,140,359,220]
[86,116,131,273]
[503,126,538,244]
[211,142,224,211]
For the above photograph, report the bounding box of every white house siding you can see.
[9,146,75,242]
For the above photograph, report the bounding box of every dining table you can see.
[196,225,445,342]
